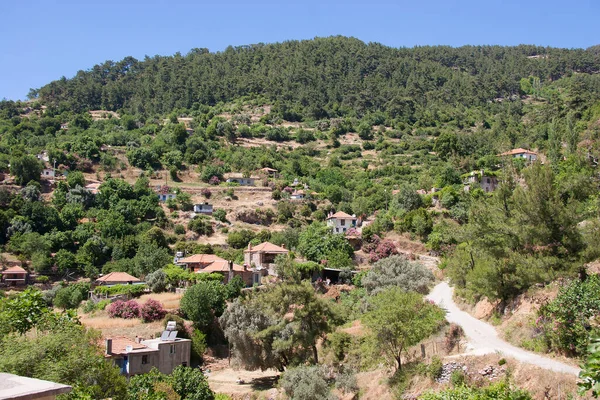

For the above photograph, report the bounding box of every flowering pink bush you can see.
[141,299,167,322]
[209,176,220,185]
[363,235,399,263]
[283,186,293,194]
[201,188,212,199]
[107,300,141,319]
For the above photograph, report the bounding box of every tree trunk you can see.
[312,344,319,364]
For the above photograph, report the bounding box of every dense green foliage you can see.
[538,275,600,356]
[420,380,532,399]
[362,288,445,371]
[220,282,338,371]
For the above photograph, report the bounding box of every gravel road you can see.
[426,281,581,376]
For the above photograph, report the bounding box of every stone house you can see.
[244,242,289,284]
[463,170,498,193]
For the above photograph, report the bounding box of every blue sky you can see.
[1,0,598,100]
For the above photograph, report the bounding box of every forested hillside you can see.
[32,37,600,117]
[3,36,600,398]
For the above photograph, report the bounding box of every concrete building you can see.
[326,211,357,234]
[105,334,191,377]
[41,168,55,179]
[463,170,498,193]
[290,190,305,200]
[0,373,71,400]
[225,173,257,186]
[158,193,176,202]
[193,203,213,215]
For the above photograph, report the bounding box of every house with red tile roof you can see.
[244,242,289,284]
[177,254,252,285]
[326,211,357,234]
[95,272,141,286]
[1,266,28,286]
[498,148,538,162]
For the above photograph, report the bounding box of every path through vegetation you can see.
[427,281,581,376]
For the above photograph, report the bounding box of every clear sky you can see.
[1,0,598,100]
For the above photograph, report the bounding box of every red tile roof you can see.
[245,242,289,253]
[199,260,246,273]
[178,254,225,264]
[1,266,27,274]
[96,272,140,283]
[499,148,537,156]
[327,211,355,219]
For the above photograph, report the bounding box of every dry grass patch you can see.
[80,310,166,339]
[139,292,183,310]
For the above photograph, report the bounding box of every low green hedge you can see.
[93,284,147,297]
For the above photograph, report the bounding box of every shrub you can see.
[191,329,207,361]
[445,323,464,352]
[362,255,434,295]
[93,284,147,297]
[335,370,358,394]
[213,209,227,223]
[141,299,167,322]
[54,282,91,310]
[427,356,443,379]
[201,188,212,198]
[36,275,49,284]
[107,299,141,319]
[146,269,168,293]
[280,365,331,400]
[188,216,214,236]
[174,224,186,235]
[450,369,466,387]
[208,176,220,185]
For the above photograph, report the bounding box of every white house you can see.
[193,203,213,215]
[225,173,256,186]
[463,170,498,193]
[498,148,538,162]
[36,151,50,162]
[326,211,357,234]
[41,168,55,179]
[290,190,305,200]
[157,193,176,202]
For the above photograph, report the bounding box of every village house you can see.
[498,148,538,162]
[463,170,498,193]
[177,254,252,285]
[225,173,257,186]
[95,272,141,286]
[259,167,278,178]
[193,203,213,215]
[326,211,357,233]
[85,182,101,194]
[158,193,176,202]
[104,332,191,377]
[0,373,72,399]
[60,123,69,130]
[1,266,28,286]
[244,242,289,284]
[41,168,55,179]
[290,189,305,200]
[36,151,50,163]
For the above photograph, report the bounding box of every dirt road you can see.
[426,281,581,376]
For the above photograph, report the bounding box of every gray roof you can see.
[0,373,72,399]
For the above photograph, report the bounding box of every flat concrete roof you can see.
[0,373,71,399]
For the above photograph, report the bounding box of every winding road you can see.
[426,281,581,376]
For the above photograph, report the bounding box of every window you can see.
[182,362,187,367]
[142,355,148,365]
[340,219,345,226]
[170,344,176,354]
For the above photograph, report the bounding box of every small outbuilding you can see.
[1,266,28,286]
